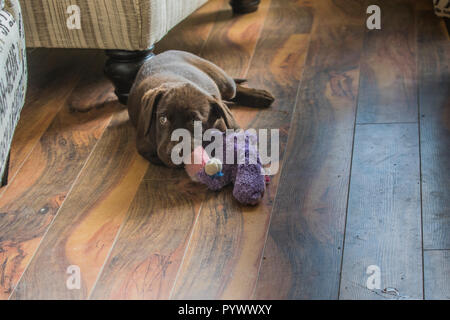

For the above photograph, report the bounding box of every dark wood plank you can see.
[340,123,422,300]
[254,0,366,299]
[424,250,450,299]
[171,0,313,299]
[10,110,147,299]
[199,0,271,78]
[356,0,418,124]
[0,105,115,298]
[90,175,206,299]
[417,10,450,250]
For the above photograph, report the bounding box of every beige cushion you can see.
[20,0,208,50]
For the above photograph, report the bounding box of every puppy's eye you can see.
[159,116,168,126]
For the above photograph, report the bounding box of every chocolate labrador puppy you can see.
[127,50,274,167]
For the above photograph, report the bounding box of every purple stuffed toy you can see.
[184,130,266,205]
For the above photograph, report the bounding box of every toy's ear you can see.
[208,97,239,130]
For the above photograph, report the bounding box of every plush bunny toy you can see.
[184,130,266,205]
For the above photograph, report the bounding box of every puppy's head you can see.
[136,82,236,167]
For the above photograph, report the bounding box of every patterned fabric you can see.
[20,0,208,50]
[0,0,27,181]
[434,0,450,17]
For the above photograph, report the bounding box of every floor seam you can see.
[337,23,365,301]
[251,4,315,299]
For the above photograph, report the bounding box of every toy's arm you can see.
[233,163,266,206]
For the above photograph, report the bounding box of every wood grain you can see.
[254,0,366,299]
[339,123,422,300]
[9,110,148,299]
[0,85,115,299]
[356,0,418,124]
[90,175,206,299]
[417,10,450,250]
[199,0,272,78]
[424,250,450,299]
[171,0,313,299]
[155,0,227,54]
[85,1,234,300]
[3,49,88,188]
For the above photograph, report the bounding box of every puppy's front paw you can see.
[234,85,275,108]
[250,88,275,108]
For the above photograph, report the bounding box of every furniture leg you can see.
[1,153,10,187]
[229,0,260,14]
[104,47,154,105]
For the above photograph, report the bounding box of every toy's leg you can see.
[233,164,265,205]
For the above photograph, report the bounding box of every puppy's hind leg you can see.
[231,83,275,108]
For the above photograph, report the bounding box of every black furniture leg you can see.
[104,47,155,105]
[229,0,260,14]
[1,153,10,187]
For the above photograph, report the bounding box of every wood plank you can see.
[85,1,236,300]
[0,52,116,299]
[424,250,450,299]
[3,49,88,188]
[339,123,422,300]
[171,0,313,299]
[0,105,115,300]
[199,0,272,78]
[9,110,148,299]
[89,174,206,300]
[254,0,366,299]
[417,10,450,249]
[356,0,418,124]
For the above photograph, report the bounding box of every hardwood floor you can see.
[0,0,449,299]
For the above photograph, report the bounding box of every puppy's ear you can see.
[136,87,165,164]
[137,88,164,138]
[209,98,239,131]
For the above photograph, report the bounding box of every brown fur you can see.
[127,50,274,167]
